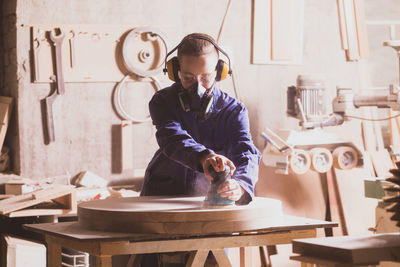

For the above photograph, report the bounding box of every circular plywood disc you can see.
[78,196,283,235]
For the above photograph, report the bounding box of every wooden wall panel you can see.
[252,0,303,65]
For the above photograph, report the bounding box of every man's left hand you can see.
[217,179,244,201]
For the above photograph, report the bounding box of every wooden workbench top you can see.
[24,215,337,242]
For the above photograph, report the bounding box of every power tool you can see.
[203,165,235,208]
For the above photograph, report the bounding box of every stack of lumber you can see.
[0,185,76,217]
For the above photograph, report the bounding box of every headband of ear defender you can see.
[163,34,232,82]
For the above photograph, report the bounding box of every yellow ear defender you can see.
[163,34,232,82]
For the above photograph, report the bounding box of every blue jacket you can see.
[140,83,261,204]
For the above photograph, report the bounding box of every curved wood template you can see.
[78,196,283,235]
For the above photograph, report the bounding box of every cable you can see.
[343,113,400,121]
[216,0,241,101]
[217,0,232,44]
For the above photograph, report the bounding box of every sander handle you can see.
[208,165,231,185]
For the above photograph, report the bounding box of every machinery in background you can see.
[262,34,400,175]
[262,74,363,175]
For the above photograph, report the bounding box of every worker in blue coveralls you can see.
[140,33,261,266]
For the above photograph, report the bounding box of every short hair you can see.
[177,33,219,59]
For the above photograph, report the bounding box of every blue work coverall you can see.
[140,82,261,204]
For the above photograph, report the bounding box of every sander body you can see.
[203,165,235,207]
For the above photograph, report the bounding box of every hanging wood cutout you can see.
[337,0,369,61]
[28,24,167,83]
[252,0,304,65]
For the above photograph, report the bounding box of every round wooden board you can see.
[78,196,283,235]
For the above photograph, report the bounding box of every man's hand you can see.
[200,153,243,200]
[200,153,236,181]
[217,179,245,201]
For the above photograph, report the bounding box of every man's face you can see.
[178,52,219,90]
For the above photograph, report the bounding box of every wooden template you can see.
[78,196,283,235]
[120,121,134,170]
[24,216,336,267]
[27,24,167,83]
[252,0,304,64]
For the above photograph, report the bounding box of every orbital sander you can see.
[203,165,235,208]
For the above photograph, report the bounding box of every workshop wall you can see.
[1,0,398,229]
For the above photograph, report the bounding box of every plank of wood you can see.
[8,208,75,218]
[361,120,377,152]
[252,0,304,65]
[336,0,348,50]
[361,108,394,177]
[343,0,360,60]
[26,217,332,242]
[0,194,14,200]
[75,171,107,188]
[371,110,384,150]
[0,96,13,151]
[0,185,74,214]
[291,255,355,266]
[271,0,294,61]
[252,0,271,64]
[370,150,393,177]
[389,109,400,148]
[325,170,348,236]
[121,121,134,170]
[353,0,369,59]
[292,233,400,265]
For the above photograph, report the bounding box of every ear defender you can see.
[215,59,229,81]
[163,34,232,83]
[165,57,180,82]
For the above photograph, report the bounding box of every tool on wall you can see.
[68,30,76,68]
[44,28,65,144]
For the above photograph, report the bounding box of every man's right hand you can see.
[200,153,236,182]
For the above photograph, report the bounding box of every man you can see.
[141,33,261,204]
[140,33,260,266]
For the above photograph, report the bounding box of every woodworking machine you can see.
[262,33,400,175]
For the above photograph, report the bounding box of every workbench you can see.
[24,215,336,267]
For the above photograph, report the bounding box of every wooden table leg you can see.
[94,255,112,267]
[212,249,232,267]
[186,250,209,267]
[46,239,62,267]
[240,247,254,267]
[127,254,143,267]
